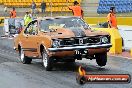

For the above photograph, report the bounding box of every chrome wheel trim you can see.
[43,52,48,68]
[20,49,24,62]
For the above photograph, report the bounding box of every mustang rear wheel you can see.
[95,53,107,66]
[42,49,53,71]
[19,48,32,64]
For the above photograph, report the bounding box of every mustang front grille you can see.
[60,39,74,46]
[74,37,101,45]
[60,37,102,46]
[87,37,101,44]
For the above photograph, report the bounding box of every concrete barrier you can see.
[84,17,132,26]
[94,28,122,54]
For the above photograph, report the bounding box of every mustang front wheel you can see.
[95,53,107,66]
[42,49,53,71]
[19,48,32,64]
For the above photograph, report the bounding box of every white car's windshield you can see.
[39,17,90,32]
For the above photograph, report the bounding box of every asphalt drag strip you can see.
[0,32,132,88]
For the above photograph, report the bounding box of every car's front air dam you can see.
[48,44,112,52]
[87,48,110,55]
[49,51,75,57]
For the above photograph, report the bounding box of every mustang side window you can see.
[32,22,38,35]
[24,21,38,35]
[24,22,33,34]
[28,25,33,34]
[40,19,54,32]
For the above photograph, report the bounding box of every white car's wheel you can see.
[42,49,53,71]
[19,48,32,64]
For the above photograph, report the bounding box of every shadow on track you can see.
[29,60,109,73]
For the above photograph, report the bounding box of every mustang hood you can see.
[45,28,109,39]
[69,28,86,37]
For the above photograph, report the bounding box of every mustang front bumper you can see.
[48,44,112,52]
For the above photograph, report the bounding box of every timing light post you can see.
[50,0,52,17]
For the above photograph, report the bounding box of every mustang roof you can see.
[37,16,81,21]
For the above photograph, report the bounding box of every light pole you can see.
[50,0,52,17]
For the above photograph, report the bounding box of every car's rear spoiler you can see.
[48,44,112,52]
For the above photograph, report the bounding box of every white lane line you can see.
[8,37,14,39]
[1,37,7,38]
[0,49,17,55]
[0,37,7,39]
[0,51,19,59]
[0,36,14,39]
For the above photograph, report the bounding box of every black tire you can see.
[42,49,53,71]
[95,53,107,66]
[19,47,32,64]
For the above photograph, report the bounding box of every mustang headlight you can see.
[101,37,109,43]
[52,39,60,48]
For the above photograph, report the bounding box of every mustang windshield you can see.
[40,17,90,32]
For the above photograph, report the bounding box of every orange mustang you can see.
[14,16,112,71]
